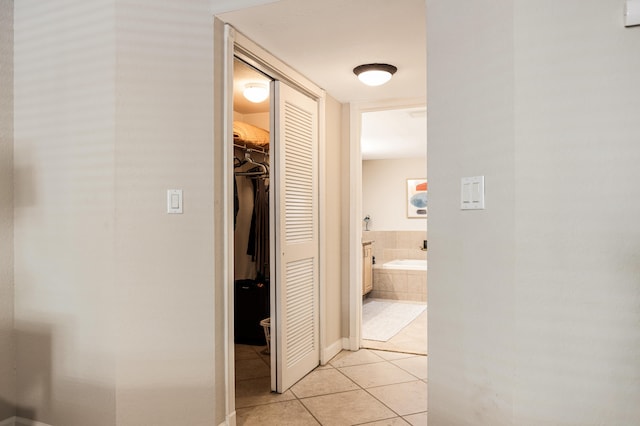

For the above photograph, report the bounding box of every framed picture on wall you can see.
[407,178,427,218]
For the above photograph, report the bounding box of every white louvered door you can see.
[273,81,319,393]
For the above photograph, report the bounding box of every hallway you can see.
[235,346,427,425]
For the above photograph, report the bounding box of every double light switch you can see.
[461,176,485,210]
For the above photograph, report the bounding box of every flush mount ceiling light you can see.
[243,83,269,103]
[353,63,398,86]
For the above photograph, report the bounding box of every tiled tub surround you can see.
[363,230,427,265]
[371,264,427,302]
[363,230,427,302]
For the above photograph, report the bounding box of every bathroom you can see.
[360,107,427,355]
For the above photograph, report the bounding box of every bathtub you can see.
[372,259,427,302]
[379,259,427,271]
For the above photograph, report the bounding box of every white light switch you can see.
[171,194,180,209]
[461,176,485,210]
[472,182,481,202]
[625,0,640,27]
[167,189,183,214]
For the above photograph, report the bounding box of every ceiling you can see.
[361,107,427,160]
[220,0,426,159]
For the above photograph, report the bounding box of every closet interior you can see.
[232,58,273,356]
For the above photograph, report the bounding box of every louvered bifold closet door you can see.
[273,81,320,393]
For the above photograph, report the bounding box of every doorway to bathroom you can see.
[358,103,427,355]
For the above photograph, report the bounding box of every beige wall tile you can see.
[389,272,408,293]
[384,231,398,249]
[407,276,426,296]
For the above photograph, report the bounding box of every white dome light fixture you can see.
[353,63,398,86]
[243,83,269,103]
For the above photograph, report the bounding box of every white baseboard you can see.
[341,336,359,352]
[0,416,15,426]
[15,418,52,426]
[321,338,344,364]
[222,410,236,426]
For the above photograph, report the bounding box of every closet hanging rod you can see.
[233,143,268,155]
[235,170,268,177]
[235,150,269,176]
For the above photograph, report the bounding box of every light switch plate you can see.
[167,189,183,214]
[626,0,640,26]
[461,176,485,210]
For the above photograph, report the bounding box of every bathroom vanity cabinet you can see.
[362,241,374,295]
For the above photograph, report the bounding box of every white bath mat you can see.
[362,299,427,342]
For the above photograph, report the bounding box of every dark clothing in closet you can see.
[234,177,239,229]
[247,177,269,279]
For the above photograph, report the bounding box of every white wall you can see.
[234,111,269,130]
[427,2,515,423]
[11,1,344,425]
[114,1,217,424]
[13,1,117,425]
[512,1,640,423]
[0,0,15,421]
[362,158,427,231]
[323,95,344,353]
[427,0,640,424]
[12,1,220,425]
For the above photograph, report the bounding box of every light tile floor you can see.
[235,345,427,426]
[361,306,427,355]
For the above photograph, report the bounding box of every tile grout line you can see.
[291,373,327,426]
[348,356,427,424]
[324,356,419,425]
[298,355,401,425]
[362,358,429,421]
[389,357,427,381]
[301,357,401,426]
[235,345,427,425]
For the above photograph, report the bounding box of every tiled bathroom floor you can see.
[235,345,427,426]
[361,304,427,355]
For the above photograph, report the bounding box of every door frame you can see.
[346,98,427,351]
[216,21,327,423]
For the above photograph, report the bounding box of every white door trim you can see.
[217,21,327,421]
[213,17,235,426]
[346,98,427,351]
